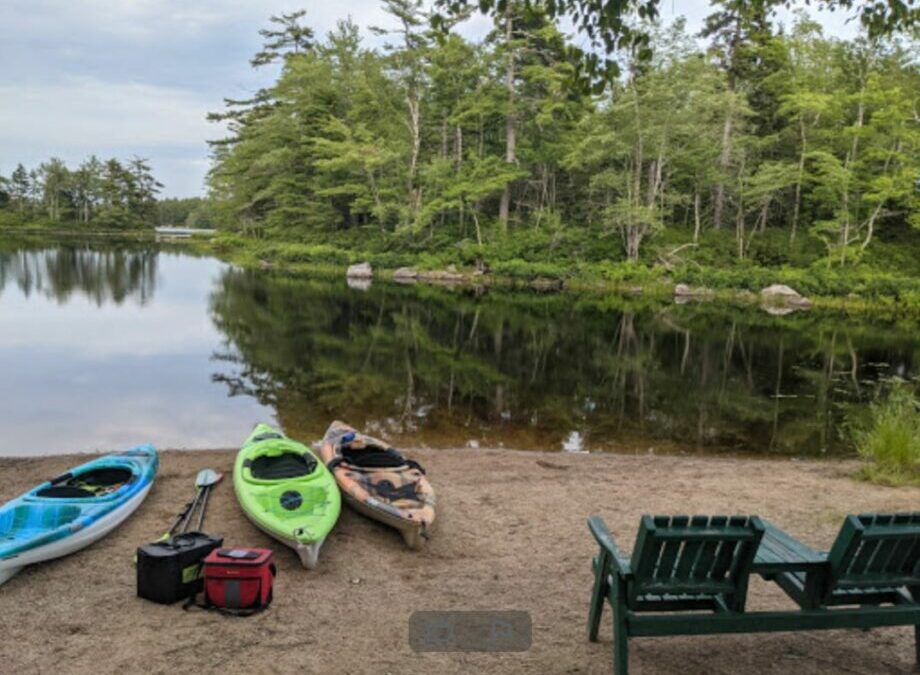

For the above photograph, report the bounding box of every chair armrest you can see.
[588,515,633,578]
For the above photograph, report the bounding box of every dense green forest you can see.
[0,156,163,229]
[2,2,917,298]
[206,2,919,295]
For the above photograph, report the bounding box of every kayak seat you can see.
[334,444,427,475]
[77,467,133,487]
[341,445,409,468]
[37,467,134,498]
[247,453,317,480]
[36,486,95,498]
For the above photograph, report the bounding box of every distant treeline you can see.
[208,3,919,269]
[0,156,161,229]
[155,197,215,229]
[0,157,212,230]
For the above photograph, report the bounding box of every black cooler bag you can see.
[137,532,223,604]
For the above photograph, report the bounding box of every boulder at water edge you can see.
[346,262,373,279]
[760,284,811,308]
[393,267,418,280]
[674,283,713,301]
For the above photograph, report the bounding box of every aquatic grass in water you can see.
[854,383,920,486]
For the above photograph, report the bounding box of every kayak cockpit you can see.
[34,467,134,500]
[245,451,317,481]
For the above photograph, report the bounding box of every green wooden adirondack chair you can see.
[588,514,765,675]
[589,513,920,675]
[769,512,920,607]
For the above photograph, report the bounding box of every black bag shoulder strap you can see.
[183,595,270,617]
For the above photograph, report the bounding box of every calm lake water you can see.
[1,239,916,456]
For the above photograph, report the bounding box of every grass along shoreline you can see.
[6,225,920,316]
[196,232,920,317]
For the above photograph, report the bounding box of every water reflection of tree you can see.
[0,243,158,305]
[208,268,916,455]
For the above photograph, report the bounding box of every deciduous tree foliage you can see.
[435,0,918,83]
[206,5,918,268]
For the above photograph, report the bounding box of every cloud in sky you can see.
[0,1,862,197]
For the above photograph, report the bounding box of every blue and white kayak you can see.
[0,445,158,586]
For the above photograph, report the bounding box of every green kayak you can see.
[234,424,341,569]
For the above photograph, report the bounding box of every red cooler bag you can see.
[201,548,276,615]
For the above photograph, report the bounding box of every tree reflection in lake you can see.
[1,241,916,456]
[0,241,158,306]
[0,241,272,456]
[208,268,917,456]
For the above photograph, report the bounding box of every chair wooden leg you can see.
[612,578,629,675]
[914,624,919,671]
[588,553,609,642]
[613,620,628,675]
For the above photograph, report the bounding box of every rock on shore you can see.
[760,284,812,310]
[417,265,464,283]
[346,262,373,279]
[674,283,714,302]
[392,267,418,281]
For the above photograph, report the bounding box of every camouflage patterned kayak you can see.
[320,421,435,549]
[234,424,341,569]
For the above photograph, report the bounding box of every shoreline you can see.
[5,227,920,317]
[205,240,917,318]
[1,448,917,673]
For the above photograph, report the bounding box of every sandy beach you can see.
[0,448,917,675]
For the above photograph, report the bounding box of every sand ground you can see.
[0,448,918,675]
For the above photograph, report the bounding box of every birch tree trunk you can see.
[790,116,808,243]
[498,6,516,234]
[713,102,734,230]
[456,125,464,234]
[735,154,746,259]
[407,93,421,216]
[693,190,701,243]
[862,139,897,251]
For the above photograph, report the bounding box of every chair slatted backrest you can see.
[826,512,920,596]
[628,515,765,610]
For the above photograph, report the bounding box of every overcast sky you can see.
[0,1,861,197]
